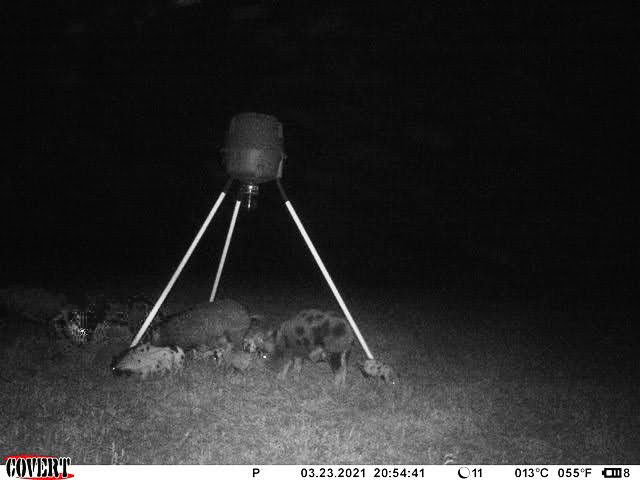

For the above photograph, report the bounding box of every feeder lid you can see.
[224,112,284,153]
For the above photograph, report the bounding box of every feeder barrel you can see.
[222,112,285,184]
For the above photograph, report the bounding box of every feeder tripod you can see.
[130,177,375,361]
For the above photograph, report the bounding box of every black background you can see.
[5,1,634,304]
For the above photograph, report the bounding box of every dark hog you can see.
[152,299,251,349]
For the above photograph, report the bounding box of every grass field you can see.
[1,276,637,464]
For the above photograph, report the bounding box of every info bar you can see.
[68,465,636,480]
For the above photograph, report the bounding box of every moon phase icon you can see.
[457,467,470,479]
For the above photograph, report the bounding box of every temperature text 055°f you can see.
[557,467,592,477]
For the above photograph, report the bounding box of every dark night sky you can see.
[4,2,634,301]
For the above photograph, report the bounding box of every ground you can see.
[1,275,638,464]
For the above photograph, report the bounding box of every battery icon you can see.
[602,468,622,478]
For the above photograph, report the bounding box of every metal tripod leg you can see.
[276,180,375,360]
[130,179,233,347]
[210,199,241,302]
